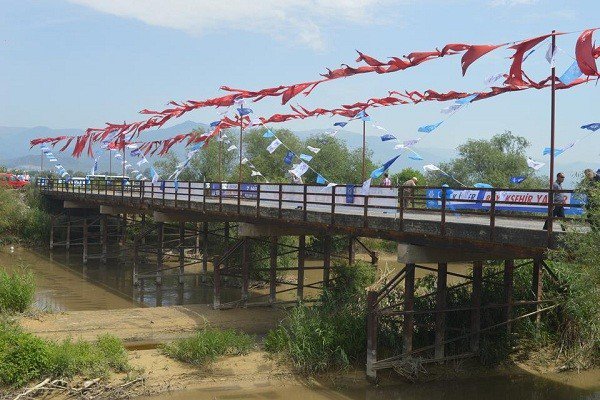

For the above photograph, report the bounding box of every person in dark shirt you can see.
[543,172,566,231]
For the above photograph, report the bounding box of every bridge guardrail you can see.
[36,178,586,244]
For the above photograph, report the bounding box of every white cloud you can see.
[67,0,396,51]
[489,0,539,6]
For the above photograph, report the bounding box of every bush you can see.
[0,321,129,387]
[0,267,35,313]
[264,261,375,373]
[161,328,254,365]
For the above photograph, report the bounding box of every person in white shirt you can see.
[382,173,392,187]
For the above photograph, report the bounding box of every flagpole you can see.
[362,119,366,182]
[109,150,112,176]
[238,123,243,183]
[122,137,126,178]
[40,149,43,174]
[548,30,556,235]
[218,131,223,182]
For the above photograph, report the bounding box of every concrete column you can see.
[82,217,88,264]
[470,261,483,353]
[213,260,221,309]
[156,222,164,285]
[532,258,543,326]
[49,215,55,250]
[435,263,448,360]
[121,213,127,245]
[297,235,306,301]
[224,222,230,269]
[269,236,277,305]
[241,238,249,303]
[403,263,415,355]
[504,259,514,334]
[323,235,331,288]
[133,235,139,286]
[178,221,185,284]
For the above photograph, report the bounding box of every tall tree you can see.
[428,131,545,188]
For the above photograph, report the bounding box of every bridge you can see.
[36,178,584,379]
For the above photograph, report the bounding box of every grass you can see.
[161,328,254,366]
[264,261,375,373]
[0,267,35,313]
[0,320,129,387]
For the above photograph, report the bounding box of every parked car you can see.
[0,173,29,189]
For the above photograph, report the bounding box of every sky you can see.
[0,0,599,171]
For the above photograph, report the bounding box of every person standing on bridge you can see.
[402,177,418,208]
[381,173,392,187]
[543,172,566,231]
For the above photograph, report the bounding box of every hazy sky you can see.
[1,0,598,167]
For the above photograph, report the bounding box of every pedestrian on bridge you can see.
[402,177,418,208]
[543,172,566,231]
[382,173,392,187]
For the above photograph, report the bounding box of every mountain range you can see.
[0,121,592,182]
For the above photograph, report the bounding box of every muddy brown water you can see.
[1,246,599,399]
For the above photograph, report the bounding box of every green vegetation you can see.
[0,185,51,244]
[0,267,35,313]
[429,131,546,188]
[161,328,254,366]
[0,320,129,387]
[265,261,375,373]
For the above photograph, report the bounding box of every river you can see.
[1,246,599,399]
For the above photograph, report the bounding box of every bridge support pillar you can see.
[366,290,378,382]
[297,235,305,302]
[82,217,88,264]
[267,237,277,305]
[178,222,185,285]
[100,214,108,264]
[504,259,514,334]
[202,222,209,283]
[532,258,543,327]
[156,222,164,286]
[49,215,55,250]
[348,236,355,264]
[65,212,71,251]
[323,235,331,288]
[121,214,128,246]
[141,214,146,246]
[133,235,139,286]
[435,263,447,361]
[470,261,483,353]
[241,238,249,304]
[403,263,415,355]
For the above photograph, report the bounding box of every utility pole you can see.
[548,30,557,237]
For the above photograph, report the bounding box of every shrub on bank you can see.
[161,328,254,366]
[0,321,129,387]
[264,261,375,373]
[0,267,35,313]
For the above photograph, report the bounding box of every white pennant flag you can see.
[307,146,321,154]
[326,182,337,188]
[241,157,249,165]
[289,162,309,178]
[266,138,282,154]
[372,124,388,131]
[526,157,545,171]
[403,138,421,147]
[545,43,556,67]
[251,170,262,177]
[361,178,372,196]
[326,129,339,137]
[227,144,237,152]
[423,164,441,172]
[441,104,462,114]
[394,144,405,150]
[484,73,504,87]
[137,158,148,166]
[114,153,122,159]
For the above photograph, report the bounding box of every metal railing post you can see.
[440,187,447,236]
[489,188,496,242]
[303,184,308,221]
[256,183,261,218]
[278,184,283,219]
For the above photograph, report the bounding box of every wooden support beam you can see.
[241,238,249,303]
[298,235,306,301]
[141,214,146,245]
[49,215,55,250]
[65,212,71,251]
[82,217,88,264]
[470,261,483,353]
[366,290,378,382]
[269,236,277,305]
[403,263,415,354]
[213,259,221,309]
[121,213,128,245]
[178,221,185,284]
[323,235,331,288]
[532,258,543,326]
[101,214,108,264]
[504,259,514,334]
[202,222,209,283]
[348,236,355,264]
[156,222,164,285]
[435,262,447,360]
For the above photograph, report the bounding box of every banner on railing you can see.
[210,183,258,199]
[425,189,586,215]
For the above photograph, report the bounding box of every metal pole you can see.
[548,30,556,236]
[238,124,243,183]
[122,139,126,178]
[218,130,223,182]
[109,150,113,175]
[40,149,43,173]
[362,119,366,182]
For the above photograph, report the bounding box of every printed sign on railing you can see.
[425,189,586,215]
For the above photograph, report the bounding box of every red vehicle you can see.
[0,173,29,189]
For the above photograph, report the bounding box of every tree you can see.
[390,168,426,186]
[428,131,546,188]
